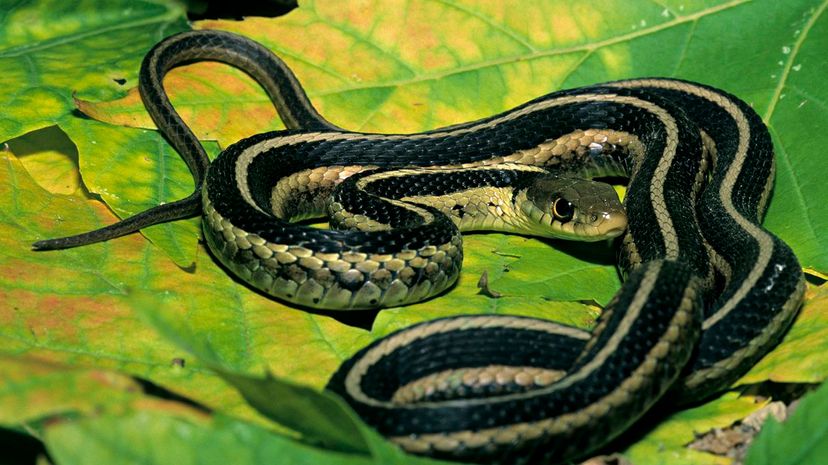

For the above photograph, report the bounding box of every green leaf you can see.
[43,410,456,465]
[0,0,197,266]
[483,239,619,303]
[7,126,82,195]
[0,151,267,423]
[626,393,768,465]
[0,355,141,426]
[0,0,188,140]
[74,61,287,149]
[0,353,212,444]
[760,0,828,274]
[126,277,374,389]
[739,283,828,385]
[211,370,459,465]
[745,381,828,465]
[2,0,828,464]
[216,370,373,454]
[44,411,374,465]
[131,289,375,453]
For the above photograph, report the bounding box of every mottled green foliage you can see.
[1,1,827,464]
[745,381,828,465]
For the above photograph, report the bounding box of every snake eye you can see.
[552,197,574,223]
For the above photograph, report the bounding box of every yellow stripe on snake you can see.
[34,31,805,464]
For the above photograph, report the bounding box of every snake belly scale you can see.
[33,30,806,464]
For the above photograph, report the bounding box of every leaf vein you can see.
[671,18,698,74]
[769,127,820,250]
[431,0,537,52]
[0,9,183,58]
[763,0,828,121]
[305,314,346,361]
[318,19,418,77]
[313,0,751,98]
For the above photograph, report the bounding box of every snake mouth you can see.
[603,226,626,239]
[589,210,628,240]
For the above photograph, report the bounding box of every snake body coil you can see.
[34,31,806,464]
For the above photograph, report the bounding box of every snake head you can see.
[520,175,627,241]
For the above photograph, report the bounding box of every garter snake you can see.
[33,30,806,464]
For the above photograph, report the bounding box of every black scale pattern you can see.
[328,167,548,231]
[644,85,804,399]
[355,326,587,402]
[349,168,540,200]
